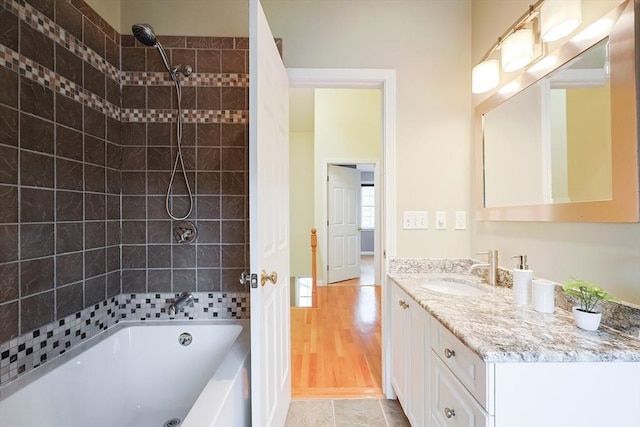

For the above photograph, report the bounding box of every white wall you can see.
[471,0,640,305]
[263,0,473,259]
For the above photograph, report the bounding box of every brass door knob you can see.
[260,270,278,286]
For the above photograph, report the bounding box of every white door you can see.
[249,0,291,426]
[327,165,361,283]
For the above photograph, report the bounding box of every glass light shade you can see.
[541,0,582,42]
[501,29,534,72]
[472,59,499,94]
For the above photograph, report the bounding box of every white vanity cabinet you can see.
[391,283,430,426]
[430,320,494,427]
[390,280,640,427]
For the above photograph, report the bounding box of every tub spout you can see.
[168,292,194,316]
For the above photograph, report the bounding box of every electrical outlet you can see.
[403,211,428,229]
[455,211,467,230]
[435,211,447,230]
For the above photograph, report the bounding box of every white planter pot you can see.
[572,306,602,331]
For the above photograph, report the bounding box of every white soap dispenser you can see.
[511,255,533,305]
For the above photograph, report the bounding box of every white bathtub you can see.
[0,320,251,427]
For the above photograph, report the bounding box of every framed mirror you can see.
[474,0,639,222]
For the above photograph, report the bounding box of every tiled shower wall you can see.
[119,34,249,296]
[0,0,250,358]
[0,0,122,344]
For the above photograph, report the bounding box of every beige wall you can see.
[471,0,640,304]
[263,0,473,259]
[120,0,248,37]
[84,0,121,31]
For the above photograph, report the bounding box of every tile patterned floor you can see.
[285,398,411,427]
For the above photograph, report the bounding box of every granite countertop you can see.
[388,272,640,363]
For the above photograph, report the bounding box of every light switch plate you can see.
[435,211,447,230]
[455,211,467,230]
[403,211,428,229]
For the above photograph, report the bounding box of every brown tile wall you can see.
[0,0,250,345]
[119,34,250,296]
[0,0,122,343]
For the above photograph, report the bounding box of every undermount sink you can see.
[422,281,487,297]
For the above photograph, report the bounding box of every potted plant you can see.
[562,278,614,331]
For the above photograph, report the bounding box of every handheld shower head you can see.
[132,24,157,47]
[132,23,177,81]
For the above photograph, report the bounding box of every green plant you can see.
[562,277,614,313]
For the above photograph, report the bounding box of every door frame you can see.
[288,68,397,398]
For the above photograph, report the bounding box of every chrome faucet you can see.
[469,250,498,286]
[168,292,194,316]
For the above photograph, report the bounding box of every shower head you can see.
[132,24,157,47]
[132,23,177,81]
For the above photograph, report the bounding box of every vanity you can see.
[389,260,640,427]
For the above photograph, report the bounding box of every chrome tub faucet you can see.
[168,292,194,316]
[469,250,498,286]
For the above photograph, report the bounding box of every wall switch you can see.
[435,211,447,230]
[455,211,467,230]
[403,211,428,229]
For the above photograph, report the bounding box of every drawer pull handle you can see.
[445,407,456,418]
[398,300,409,309]
[444,348,455,358]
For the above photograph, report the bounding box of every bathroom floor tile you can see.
[285,399,334,427]
[333,399,386,427]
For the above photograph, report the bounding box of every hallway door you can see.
[249,0,291,425]
[327,164,362,283]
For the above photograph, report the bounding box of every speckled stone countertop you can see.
[388,271,640,363]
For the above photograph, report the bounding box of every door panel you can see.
[327,165,361,283]
[249,0,291,425]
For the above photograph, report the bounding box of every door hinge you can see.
[327,265,329,271]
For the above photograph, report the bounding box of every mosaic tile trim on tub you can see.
[0,292,249,387]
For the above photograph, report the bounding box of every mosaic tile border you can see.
[1,2,251,125]
[0,291,249,387]
[121,108,249,124]
[5,0,121,83]
[0,44,121,120]
[121,71,249,87]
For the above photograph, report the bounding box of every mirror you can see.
[474,0,639,222]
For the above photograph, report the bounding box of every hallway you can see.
[291,256,382,398]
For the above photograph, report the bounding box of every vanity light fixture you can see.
[501,28,535,72]
[472,59,500,94]
[540,0,582,42]
[472,0,586,95]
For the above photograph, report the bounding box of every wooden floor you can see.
[291,256,382,398]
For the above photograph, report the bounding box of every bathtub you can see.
[0,320,251,427]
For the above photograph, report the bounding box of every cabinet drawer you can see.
[431,352,494,427]
[431,320,494,413]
